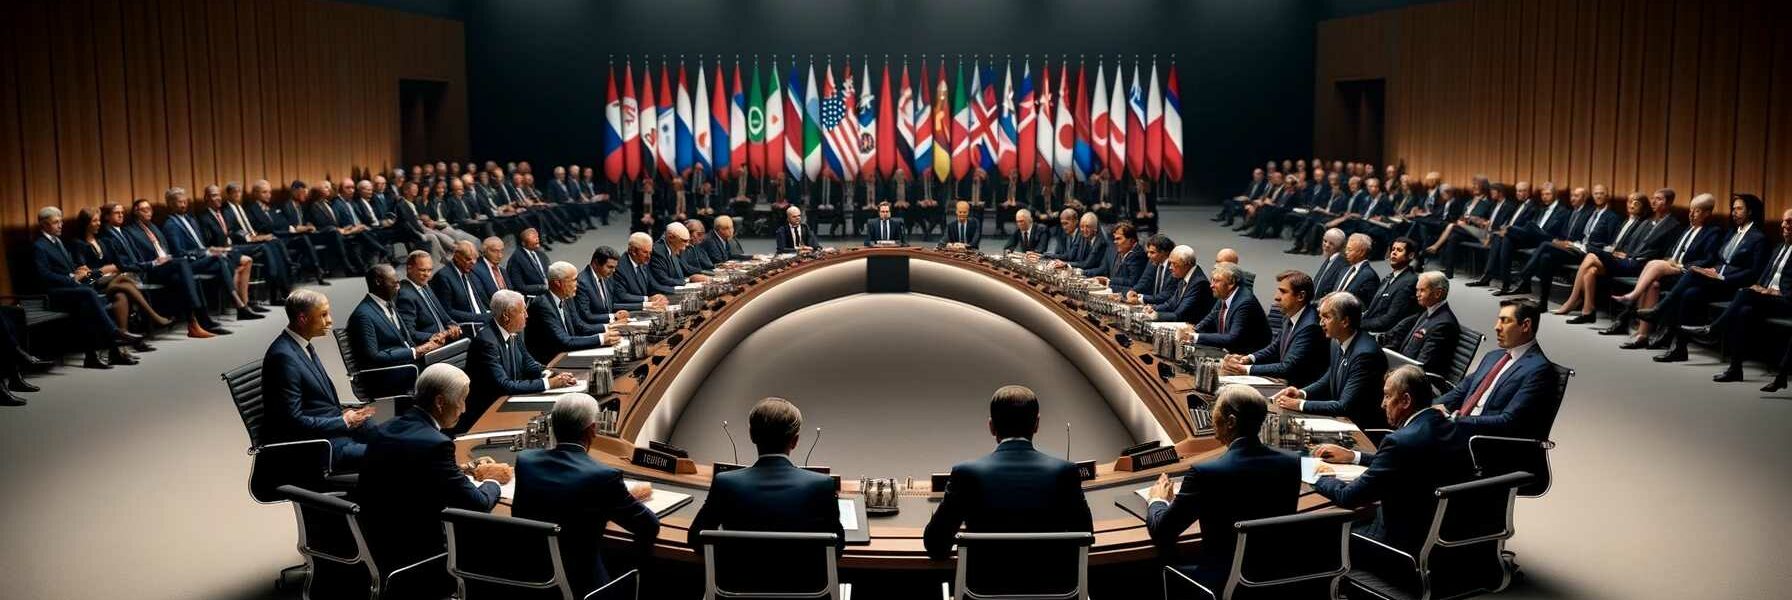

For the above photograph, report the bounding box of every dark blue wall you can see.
[461,0,1320,200]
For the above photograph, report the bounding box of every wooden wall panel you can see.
[1317,0,1787,216]
[0,0,468,292]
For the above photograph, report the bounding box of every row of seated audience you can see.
[1221,157,1792,390]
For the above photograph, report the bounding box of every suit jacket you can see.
[942,218,982,248]
[683,241,716,273]
[395,280,454,344]
[1132,261,1176,299]
[1193,289,1272,354]
[1048,229,1088,262]
[245,201,291,235]
[1151,273,1213,323]
[193,207,238,248]
[524,293,605,363]
[1248,305,1329,387]
[430,265,492,324]
[999,225,1043,253]
[687,455,844,551]
[504,246,553,295]
[354,407,501,567]
[1435,344,1561,439]
[1703,224,1770,285]
[1626,215,1686,261]
[159,213,213,258]
[1313,410,1474,551]
[513,443,660,594]
[1074,234,1113,272]
[649,241,692,290]
[574,267,641,325]
[464,325,547,430]
[346,296,415,369]
[1146,437,1299,570]
[99,226,152,273]
[1576,206,1622,247]
[1361,267,1420,333]
[706,233,750,262]
[773,223,820,253]
[392,199,429,243]
[260,332,353,444]
[864,218,908,246]
[1332,261,1381,303]
[922,440,1093,560]
[1103,247,1149,292]
[1388,303,1461,378]
[1312,253,1345,297]
[1299,333,1391,430]
[32,234,85,290]
[615,254,676,297]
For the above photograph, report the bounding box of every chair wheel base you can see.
[275,563,308,591]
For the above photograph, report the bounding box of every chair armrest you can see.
[584,569,639,600]
[941,581,951,600]
[353,363,420,377]
[1350,531,1418,571]
[1162,565,1219,600]
[249,439,335,503]
[385,552,450,597]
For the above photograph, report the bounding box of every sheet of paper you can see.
[1132,479,1182,503]
[838,499,859,531]
[454,429,524,442]
[504,395,561,404]
[623,479,694,515]
[567,347,617,358]
[1301,457,1368,484]
[542,378,589,394]
[1292,417,1362,433]
[1219,375,1276,386]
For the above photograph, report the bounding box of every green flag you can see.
[747,62,766,177]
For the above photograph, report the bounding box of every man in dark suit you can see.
[708,216,752,262]
[1311,228,1348,296]
[346,265,441,396]
[318,179,392,267]
[1330,233,1381,302]
[774,206,821,254]
[1384,271,1462,378]
[1362,238,1422,333]
[1435,299,1562,440]
[923,385,1093,560]
[33,207,138,367]
[681,220,717,274]
[513,394,660,595]
[1087,222,1147,290]
[1069,213,1112,273]
[154,192,261,321]
[205,183,293,303]
[1145,385,1298,587]
[475,237,510,296]
[575,246,663,327]
[941,200,982,250]
[430,241,493,324]
[1217,168,1267,224]
[1225,270,1329,387]
[1510,185,1621,301]
[1471,182,1562,290]
[524,260,619,363]
[1684,208,1792,386]
[504,228,554,296]
[1275,291,1392,430]
[391,181,451,263]
[1641,193,1771,362]
[1001,208,1047,253]
[294,181,373,275]
[243,180,328,284]
[262,289,375,468]
[1146,245,1213,322]
[462,290,579,433]
[395,251,465,347]
[650,223,710,291]
[864,202,908,246]
[617,232,680,298]
[1186,262,1271,354]
[1310,365,1475,553]
[688,397,845,552]
[1129,235,1179,300]
[354,364,503,571]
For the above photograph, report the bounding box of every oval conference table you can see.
[454,246,1371,570]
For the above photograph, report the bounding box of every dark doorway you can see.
[1335,79,1385,167]
[400,79,449,167]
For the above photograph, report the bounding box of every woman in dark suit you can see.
[70,205,171,331]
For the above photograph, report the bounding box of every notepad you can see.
[1301,457,1368,484]
[838,499,859,530]
[623,479,695,517]
[1219,375,1277,386]
[1132,479,1183,504]
[567,347,616,358]
[1291,417,1361,433]
[504,395,561,404]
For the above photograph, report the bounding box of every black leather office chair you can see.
[697,530,846,600]
[943,531,1095,600]
[330,327,418,406]
[1445,326,1486,387]
[1342,471,1534,600]
[1163,508,1356,600]
[441,508,639,599]
[1469,364,1573,499]
[278,484,451,600]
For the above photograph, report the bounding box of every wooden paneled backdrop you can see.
[0,0,467,292]
[1316,0,1791,214]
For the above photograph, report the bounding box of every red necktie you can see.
[1218,300,1228,332]
[1458,352,1512,417]
[491,263,507,290]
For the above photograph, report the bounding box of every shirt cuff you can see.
[1148,498,1170,508]
[540,377,552,390]
[1351,451,1363,465]
[1297,399,1307,411]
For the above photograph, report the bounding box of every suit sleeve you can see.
[393,295,436,344]
[1363,282,1417,333]
[1434,355,1482,412]
[686,479,725,549]
[1416,320,1458,376]
[266,349,352,439]
[349,312,413,367]
[1145,466,1202,558]
[599,472,661,556]
[1313,434,1402,508]
[434,439,501,511]
[432,275,481,324]
[33,244,79,288]
[922,466,972,560]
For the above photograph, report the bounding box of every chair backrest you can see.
[1415,471,1533,599]
[1265,303,1285,341]
[442,508,575,600]
[428,336,473,369]
[1449,326,1486,385]
[331,327,363,376]
[280,484,381,600]
[222,360,269,447]
[699,530,840,599]
[1226,508,1355,599]
[954,532,1093,600]
[1383,348,1421,372]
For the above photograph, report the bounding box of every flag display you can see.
[656,63,675,178]
[996,62,1017,179]
[1035,62,1054,184]
[914,60,935,181]
[622,62,641,182]
[857,58,877,177]
[930,60,950,183]
[694,65,712,174]
[1108,63,1127,180]
[729,63,746,177]
[784,60,806,181]
[711,62,731,177]
[1016,60,1035,183]
[765,61,785,181]
[1165,62,1183,182]
[950,61,971,179]
[1052,61,1074,182]
[1126,63,1146,179]
[747,62,765,178]
[970,62,994,172]
[876,61,895,178]
[1072,62,1093,182]
[802,62,822,181]
[675,63,694,175]
[640,66,658,181]
[894,62,916,179]
[1146,60,1163,180]
[820,63,861,180]
[603,65,624,184]
[1090,62,1109,179]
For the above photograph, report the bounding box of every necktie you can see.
[463,271,483,314]
[791,226,800,249]
[1339,264,1358,293]
[1156,264,1168,293]
[1671,228,1697,262]
[1218,298,1228,332]
[1722,228,1745,260]
[490,262,507,290]
[305,342,339,404]
[1279,317,1295,355]
[528,250,544,279]
[235,205,258,237]
[212,210,229,239]
[882,220,889,241]
[596,274,608,309]
[51,236,71,266]
[1458,352,1513,417]
[342,201,361,226]
[1768,246,1790,289]
[384,303,411,348]
[142,224,169,258]
[177,215,202,247]
[959,222,967,242]
[1022,228,1029,249]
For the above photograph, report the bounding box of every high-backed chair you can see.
[441,508,639,599]
[697,530,847,600]
[1445,327,1487,386]
[1162,508,1356,599]
[1342,471,1534,600]
[278,484,451,600]
[330,327,418,406]
[943,532,1095,600]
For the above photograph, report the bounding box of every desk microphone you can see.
[721,420,739,464]
[1065,423,1072,461]
[803,427,823,467]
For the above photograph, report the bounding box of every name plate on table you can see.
[1116,445,1181,472]
[1074,460,1098,481]
[631,446,696,474]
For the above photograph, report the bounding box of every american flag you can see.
[819,67,861,179]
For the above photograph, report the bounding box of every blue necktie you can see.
[305,343,339,404]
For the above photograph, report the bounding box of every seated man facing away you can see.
[513,394,659,596]
[262,289,375,469]
[1146,384,1299,590]
[1309,366,1475,554]
[688,397,845,550]
[355,364,505,571]
[923,385,1094,560]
